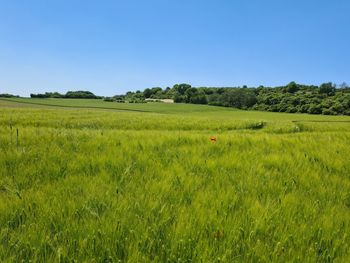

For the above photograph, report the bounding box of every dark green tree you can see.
[319,82,335,95]
[286,81,299,93]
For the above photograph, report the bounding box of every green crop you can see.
[1,99,350,262]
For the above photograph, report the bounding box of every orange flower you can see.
[210,136,217,142]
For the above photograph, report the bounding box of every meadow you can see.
[0,98,350,262]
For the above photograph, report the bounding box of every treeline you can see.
[122,82,350,115]
[30,91,102,99]
[104,91,149,103]
[0,93,19,98]
[5,82,350,115]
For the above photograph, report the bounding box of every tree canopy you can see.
[121,82,350,115]
[30,91,101,99]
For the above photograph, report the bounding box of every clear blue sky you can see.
[0,0,349,97]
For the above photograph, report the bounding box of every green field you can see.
[1,97,229,114]
[1,98,350,262]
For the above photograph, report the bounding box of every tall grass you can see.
[0,101,350,262]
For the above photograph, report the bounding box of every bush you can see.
[330,102,344,114]
[286,106,298,113]
[322,108,336,115]
[299,104,310,113]
[308,104,322,114]
[0,93,19,98]
[103,97,115,102]
[319,82,335,95]
[174,94,186,103]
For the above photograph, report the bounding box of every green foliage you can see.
[65,91,99,99]
[173,83,192,95]
[30,91,101,99]
[220,89,257,109]
[118,82,350,115]
[143,88,152,98]
[319,82,336,95]
[103,97,115,102]
[0,93,19,98]
[184,88,207,104]
[308,104,322,114]
[286,81,299,93]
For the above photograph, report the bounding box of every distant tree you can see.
[286,81,299,93]
[143,88,152,98]
[207,93,222,105]
[319,82,335,95]
[286,106,298,113]
[65,91,99,99]
[30,93,51,98]
[0,93,19,98]
[103,97,115,102]
[173,84,191,95]
[174,94,186,103]
[115,81,350,115]
[330,102,344,114]
[308,104,322,114]
[217,88,225,94]
[151,87,162,94]
[184,88,198,103]
[220,89,256,109]
[187,89,207,104]
[51,92,63,98]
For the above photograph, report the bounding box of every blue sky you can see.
[0,0,349,96]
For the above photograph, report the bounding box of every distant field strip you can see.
[0,98,233,114]
[0,98,152,113]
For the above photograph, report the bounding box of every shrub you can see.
[308,104,322,114]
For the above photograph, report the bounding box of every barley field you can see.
[1,98,350,262]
